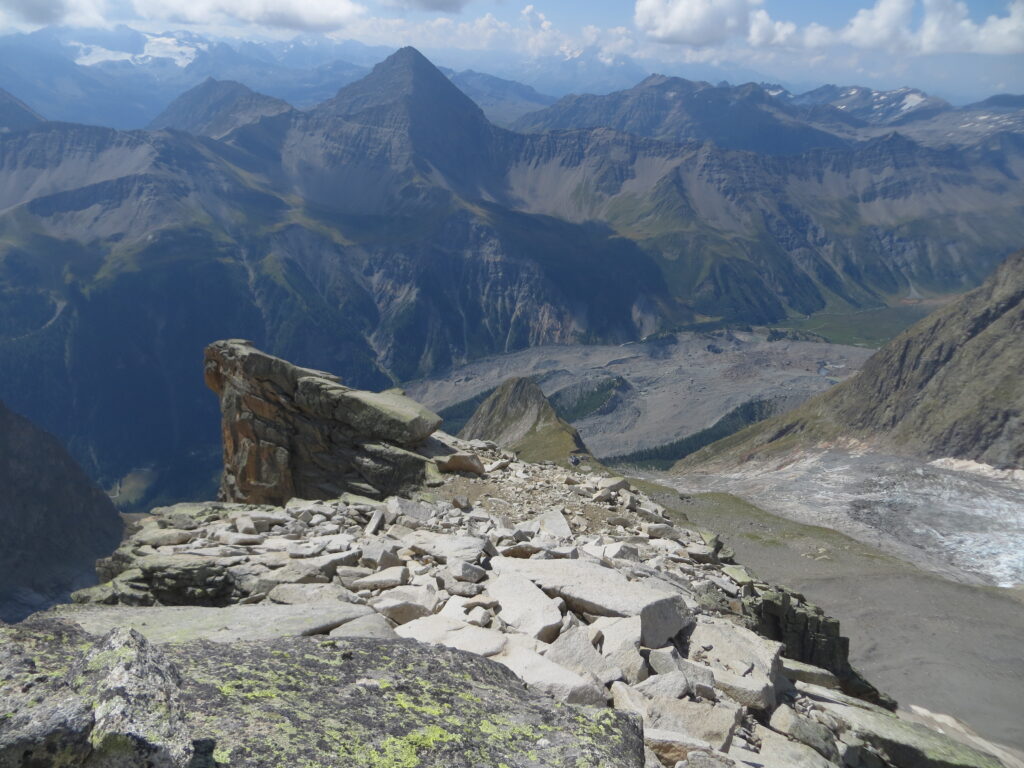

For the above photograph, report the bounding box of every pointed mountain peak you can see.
[386,46,436,70]
[459,378,591,466]
[321,46,486,124]
[148,79,291,139]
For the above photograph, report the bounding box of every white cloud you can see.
[747,8,795,47]
[634,0,761,46]
[0,0,109,26]
[0,0,67,24]
[919,0,1024,54]
[380,0,471,11]
[633,0,1024,56]
[802,21,835,48]
[839,0,914,50]
[128,0,366,31]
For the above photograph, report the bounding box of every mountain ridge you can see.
[0,87,45,133]
[678,249,1024,470]
[459,377,591,466]
[148,77,292,138]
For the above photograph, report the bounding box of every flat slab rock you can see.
[45,602,375,643]
[489,556,679,617]
[0,618,646,768]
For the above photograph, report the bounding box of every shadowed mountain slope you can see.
[148,78,292,139]
[679,249,1024,470]
[0,87,44,133]
[0,46,1022,509]
[0,400,121,621]
[449,69,556,126]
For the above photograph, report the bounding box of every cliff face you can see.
[204,339,442,505]
[0,400,121,621]
[681,249,1024,470]
[8,343,1011,768]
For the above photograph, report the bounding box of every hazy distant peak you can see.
[148,78,292,139]
[0,88,45,133]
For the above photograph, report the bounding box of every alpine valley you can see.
[1,43,1022,509]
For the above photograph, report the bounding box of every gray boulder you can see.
[0,617,646,767]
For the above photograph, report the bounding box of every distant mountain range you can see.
[0,45,1021,508]
[0,26,561,129]
[680,249,1024,470]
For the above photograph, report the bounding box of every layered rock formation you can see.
[459,377,591,465]
[681,249,1024,470]
[205,340,443,505]
[0,400,121,621]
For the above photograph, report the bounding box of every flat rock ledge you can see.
[51,435,1011,768]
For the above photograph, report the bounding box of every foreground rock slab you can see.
[0,618,645,768]
[47,603,374,643]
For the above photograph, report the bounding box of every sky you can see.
[0,0,1022,100]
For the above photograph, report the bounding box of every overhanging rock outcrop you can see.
[204,340,443,505]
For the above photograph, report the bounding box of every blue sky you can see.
[0,0,1021,100]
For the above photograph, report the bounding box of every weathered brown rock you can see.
[204,340,442,505]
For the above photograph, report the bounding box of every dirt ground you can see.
[633,484,1024,756]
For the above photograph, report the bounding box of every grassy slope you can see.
[677,250,1024,471]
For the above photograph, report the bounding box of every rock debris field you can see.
[1,341,1013,767]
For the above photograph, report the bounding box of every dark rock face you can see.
[744,586,890,708]
[0,619,645,767]
[0,400,122,621]
[204,339,442,504]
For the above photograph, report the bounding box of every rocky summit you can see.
[2,343,1011,767]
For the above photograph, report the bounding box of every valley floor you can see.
[408,334,872,457]
[632,483,1024,755]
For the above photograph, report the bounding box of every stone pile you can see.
[70,435,1004,768]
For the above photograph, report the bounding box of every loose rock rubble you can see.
[69,436,1005,768]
